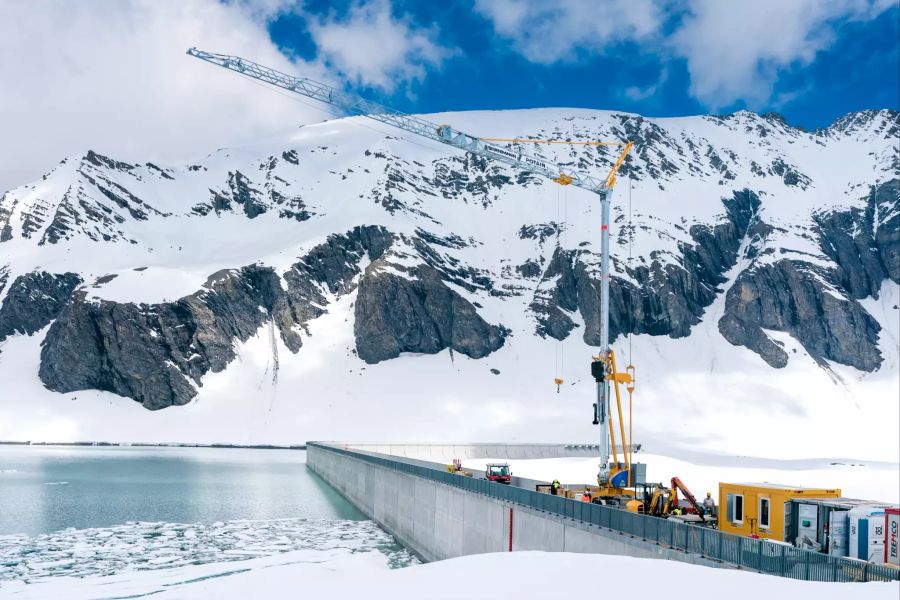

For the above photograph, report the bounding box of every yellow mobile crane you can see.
[186,48,637,500]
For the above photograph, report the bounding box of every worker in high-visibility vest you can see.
[550,480,561,496]
[581,489,592,502]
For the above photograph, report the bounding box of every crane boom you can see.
[186,48,613,194]
[186,47,636,493]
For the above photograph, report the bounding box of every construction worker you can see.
[671,506,682,516]
[581,489,592,502]
[550,479,561,496]
[702,492,716,515]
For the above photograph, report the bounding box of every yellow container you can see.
[718,483,841,541]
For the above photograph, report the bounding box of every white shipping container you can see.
[828,510,849,557]
[886,508,899,566]
[849,506,886,562]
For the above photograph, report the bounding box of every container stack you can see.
[787,497,899,563]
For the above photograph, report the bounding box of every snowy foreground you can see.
[1,550,896,600]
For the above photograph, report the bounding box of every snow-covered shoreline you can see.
[1,550,896,600]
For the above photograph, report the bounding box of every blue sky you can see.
[1,0,897,192]
[266,0,899,130]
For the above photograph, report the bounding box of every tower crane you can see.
[186,48,637,498]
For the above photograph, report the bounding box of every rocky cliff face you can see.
[815,180,900,298]
[34,226,507,409]
[0,272,82,340]
[719,181,899,370]
[355,264,508,364]
[529,189,764,344]
[0,107,897,410]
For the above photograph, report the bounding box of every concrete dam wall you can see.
[306,442,729,566]
[307,443,899,583]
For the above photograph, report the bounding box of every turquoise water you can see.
[0,445,364,535]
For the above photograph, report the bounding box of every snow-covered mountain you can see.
[0,107,897,461]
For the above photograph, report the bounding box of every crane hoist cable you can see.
[551,153,573,393]
[628,176,633,366]
[554,182,563,393]
[626,175,636,474]
[559,183,568,390]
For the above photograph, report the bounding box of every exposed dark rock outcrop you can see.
[717,260,882,370]
[354,264,508,363]
[769,158,811,189]
[273,225,393,351]
[516,259,542,278]
[38,227,393,409]
[718,181,898,371]
[0,271,82,340]
[40,266,284,409]
[201,171,269,218]
[531,190,762,344]
[37,225,507,408]
[0,194,13,242]
[814,179,900,298]
[530,248,579,340]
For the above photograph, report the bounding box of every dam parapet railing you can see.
[307,442,899,583]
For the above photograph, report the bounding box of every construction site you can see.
[183,48,900,583]
[3,3,900,598]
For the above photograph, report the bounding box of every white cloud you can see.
[309,0,451,92]
[0,0,330,193]
[474,0,895,110]
[623,68,670,103]
[0,0,455,193]
[473,0,662,64]
[671,0,897,110]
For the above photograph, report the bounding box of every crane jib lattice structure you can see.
[187,47,637,492]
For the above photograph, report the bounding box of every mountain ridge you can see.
[0,106,897,456]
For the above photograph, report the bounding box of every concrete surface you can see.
[329,442,611,460]
[307,443,731,569]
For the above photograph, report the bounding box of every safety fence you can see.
[308,442,899,583]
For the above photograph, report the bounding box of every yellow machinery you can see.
[592,351,637,501]
[625,482,669,515]
[625,477,714,527]
[446,459,473,477]
[718,482,841,541]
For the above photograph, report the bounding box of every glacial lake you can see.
[0,446,418,582]
[0,445,363,535]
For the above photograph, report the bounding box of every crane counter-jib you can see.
[186,46,637,496]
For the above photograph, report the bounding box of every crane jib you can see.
[483,145,518,161]
[184,47,617,195]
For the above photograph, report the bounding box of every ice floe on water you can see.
[0,518,418,582]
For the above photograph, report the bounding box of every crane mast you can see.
[186,47,635,492]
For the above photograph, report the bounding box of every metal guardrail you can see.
[308,442,899,583]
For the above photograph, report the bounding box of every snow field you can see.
[0,550,895,600]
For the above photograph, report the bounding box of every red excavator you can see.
[670,477,712,523]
